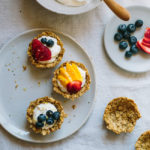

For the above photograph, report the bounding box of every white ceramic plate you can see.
[104,6,150,73]
[0,29,96,143]
[36,0,100,15]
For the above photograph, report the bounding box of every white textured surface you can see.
[0,0,150,149]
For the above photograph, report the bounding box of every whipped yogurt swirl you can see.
[38,36,61,64]
[56,0,90,7]
[57,67,86,92]
[33,103,57,129]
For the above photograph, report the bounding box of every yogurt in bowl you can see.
[56,0,91,7]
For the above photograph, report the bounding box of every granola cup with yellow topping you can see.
[26,96,66,135]
[103,97,141,134]
[27,31,65,68]
[52,61,91,100]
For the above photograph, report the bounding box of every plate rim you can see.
[0,28,96,143]
[36,0,100,15]
[104,5,150,73]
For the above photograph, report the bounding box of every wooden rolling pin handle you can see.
[103,0,130,21]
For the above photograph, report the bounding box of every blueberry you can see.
[128,36,137,45]
[130,45,139,54]
[46,39,54,47]
[135,20,143,27]
[127,24,136,33]
[125,51,132,58]
[123,31,130,40]
[114,33,123,41]
[52,112,60,120]
[37,114,46,122]
[118,24,127,33]
[46,110,53,117]
[119,41,128,50]
[36,122,44,128]
[46,117,54,125]
[41,38,47,44]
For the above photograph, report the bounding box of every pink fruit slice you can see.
[32,39,51,61]
[137,40,150,54]
[67,81,82,94]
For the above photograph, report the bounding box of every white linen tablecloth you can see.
[0,0,150,149]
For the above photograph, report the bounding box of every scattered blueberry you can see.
[123,31,130,40]
[114,33,123,41]
[119,41,128,50]
[128,36,137,45]
[46,39,54,47]
[46,110,53,117]
[127,24,136,33]
[46,117,54,125]
[41,38,47,44]
[130,45,139,54]
[52,112,60,120]
[118,24,127,33]
[135,20,143,27]
[37,114,46,122]
[125,51,132,58]
[36,122,44,128]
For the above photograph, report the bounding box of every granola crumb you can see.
[14,80,17,83]
[38,81,40,87]
[72,105,76,110]
[22,65,27,71]
[23,88,27,91]
[15,84,18,89]
[8,68,10,71]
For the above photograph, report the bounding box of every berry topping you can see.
[128,36,137,45]
[46,117,54,125]
[135,20,143,27]
[125,51,132,58]
[46,39,54,47]
[46,110,53,117]
[123,31,130,40]
[114,33,123,41]
[67,80,82,94]
[127,24,136,33]
[41,38,47,44]
[130,45,139,54]
[118,24,127,33]
[32,39,51,61]
[37,114,46,122]
[119,41,128,50]
[52,112,60,120]
[36,122,44,128]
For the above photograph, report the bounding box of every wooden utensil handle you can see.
[104,0,130,21]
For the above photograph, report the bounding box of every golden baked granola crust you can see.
[103,97,141,134]
[26,96,66,135]
[52,61,91,100]
[135,130,150,150]
[27,31,65,68]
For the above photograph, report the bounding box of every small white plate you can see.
[0,29,96,143]
[36,0,100,15]
[104,6,150,73]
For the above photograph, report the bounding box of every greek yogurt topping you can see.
[57,67,86,92]
[38,36,61,64]
[33,103,57,129]
[56,0,90,7]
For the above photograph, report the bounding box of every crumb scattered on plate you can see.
[23,88,27,91]
[22,65,27,71]
[72,105,76,110]
[15,84,18,89]
[38,81,40,86]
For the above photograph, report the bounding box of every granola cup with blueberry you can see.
[27,31,65,68]
[26,96,66,135]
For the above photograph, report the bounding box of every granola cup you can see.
[27,31,65,68]
[103,97,141,134]
[26,96,66,135]
[52,61,91,100]
[135,130,150,150]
